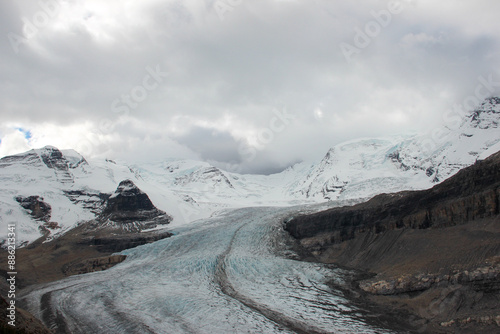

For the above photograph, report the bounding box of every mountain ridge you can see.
[1,97,499,246]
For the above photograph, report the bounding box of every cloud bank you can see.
[1,0,499,173]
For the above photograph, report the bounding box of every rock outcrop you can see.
[62,254,127,275]
[78,231,173,253]
[359,261,500,295]
[15,195,52,222]
[64,190,111,214]
[99,179,171,230]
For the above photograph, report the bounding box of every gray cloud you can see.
[174,126,241,163]
[0,0,499,173]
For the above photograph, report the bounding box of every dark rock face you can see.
[64,190,110,214]
[61,254,127,275]
[469,96,500,129]
[39,146,69,171]
[285,150,500,245]
[15,196,51,222]
[37,146,88,170]
[360,261,500,295]
[79,231,173,253]
[104,180,155,213]
[100,180,171,227]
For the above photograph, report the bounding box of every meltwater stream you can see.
[21,207,394,333]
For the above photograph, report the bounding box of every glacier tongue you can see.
[20,206,395,334]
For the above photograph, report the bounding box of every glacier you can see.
[20,206,396,334]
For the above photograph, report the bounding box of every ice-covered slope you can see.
[1,97,499,246]
[287,97,500,200]
[0,147,299,246]
[285,136,425,200]
[391,97,500,183]
[0,146,96,244]
[0,147,180,245]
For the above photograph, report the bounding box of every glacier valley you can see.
[20,206,399,333]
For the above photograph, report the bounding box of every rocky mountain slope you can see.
[284,150,500,332]
[0,295,52,334]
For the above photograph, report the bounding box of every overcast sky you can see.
[1,0,499,174]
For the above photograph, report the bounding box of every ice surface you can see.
[20,206,394,334]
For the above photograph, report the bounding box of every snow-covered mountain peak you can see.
[0,149,43,169]
[0,145,87,173]
[322,147,335,162]
[289,136,414,200]
[287,96,500,201]
[98,179,171,231]
[110,179,145,199]
[61,149,88,168]
[35,145,59,152]
[175,166,234,189]
[467,96,500,129]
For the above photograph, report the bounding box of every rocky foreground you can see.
[285,150,500,333]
